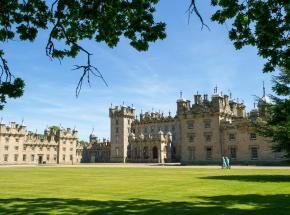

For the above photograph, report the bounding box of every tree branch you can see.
[187,0,210,31]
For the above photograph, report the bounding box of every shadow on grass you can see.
[201,175,290,182]
[0,194,290,215]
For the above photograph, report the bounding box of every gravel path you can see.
[0,163,290,169]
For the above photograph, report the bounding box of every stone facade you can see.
[78,135,110,163]
[109,89,285,164]
[0,122,79,165]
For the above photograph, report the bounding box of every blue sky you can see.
[1,0,274,141]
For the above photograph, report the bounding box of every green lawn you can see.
[0,167,290,214]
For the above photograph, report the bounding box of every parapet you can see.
[0,122,27,135]
[109,105,135,118]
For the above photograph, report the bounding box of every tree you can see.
[0,0,166,107]
[255,67,290,158]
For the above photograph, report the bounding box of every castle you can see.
[0,87,285,165]
[0,123,80,164]
[108,87,285,164]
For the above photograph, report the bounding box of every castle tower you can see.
[109,105,135,162]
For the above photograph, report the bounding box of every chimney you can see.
[194,94,202,104]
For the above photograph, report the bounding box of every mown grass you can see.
[0,167,290,214]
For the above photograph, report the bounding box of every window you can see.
[4,154,8,162]
[63,155,65,161]
[144,127,148,133]
[63,147,66,151]
[16,138,19,142]
[4,145,8,150]
[188,146,195,160]
[116,119,119,125]
[32,146,35,151]
[187,133,195,143]
[70,155,73,161]
[128,119,130,125]
[46,155,50,161]
[230,147,237,160]
[63,141,66,144]
[172,125,175,131]
[251,147,258,160]
[206,147,212,160]
[70,141,73,145]
[54,155,57,161]
[47,147,50,152]
[5,137,9,143]
[187,121,194,129]
[70,148,73,151]
[116,147,119,156]
[23,154,26,161]
[205,134,212,142]
[150,126,154,132]
[229,133,236,141]
[164,125,169,132]
[204,120,211,128]
[116,127,119,133]
[15,146,19,150]
[40,147,43,151]
[250,133,257,140]
[31,155,35,161]
[23,146,27,151]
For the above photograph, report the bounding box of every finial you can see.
[180,90,183,99]
[110,103,112,108]
[228,90,232,99]
[221,91,223,96]
[21,118,24,125]
[91,127,94,135]
[262,81,266,97]
[169,110,171,116]
[0,117,2,124]
[254,102,256,109]
[214,85,218,94]
[122,101,125,106]
[197,91,199,95]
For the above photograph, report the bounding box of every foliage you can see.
[211,0,289,73]
[0,0,166,105]
[78,140,89,146]
[256,67,290,158]
[209,1,289,157]
[48,125,60,133]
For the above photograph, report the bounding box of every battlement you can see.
[176,91,246,118]
[109,105,135,119]
[133,111,174,124]
[0,122,27,135]
[26,127,78,140]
